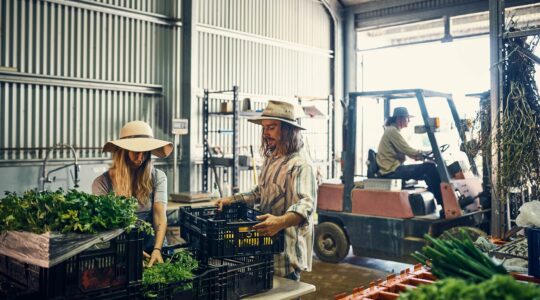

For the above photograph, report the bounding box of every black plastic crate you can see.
[139,247,221,300]
[209,255,274,300]
[527,227,540,278]
[0,276,141,300]
[0,229,143,299]
[180,203,284,259]
[141,266,221,300]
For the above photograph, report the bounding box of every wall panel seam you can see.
[197,23,334,58]
[43,0,182,26]
[0,71,162,94]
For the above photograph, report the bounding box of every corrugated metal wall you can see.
[0,0,182,192]
[0,0,335,195]
[192,0,334,194]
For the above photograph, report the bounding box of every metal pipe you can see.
[40,144,80,191]
[43,0,182,26]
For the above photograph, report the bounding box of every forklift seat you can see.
[367,149,380,178]
[367,149,418,189]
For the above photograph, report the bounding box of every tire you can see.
[314,222,350,263]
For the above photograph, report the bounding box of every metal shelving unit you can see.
[202,86,240,196]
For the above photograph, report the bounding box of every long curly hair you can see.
[260,122,304,157]
[109,149,153,207]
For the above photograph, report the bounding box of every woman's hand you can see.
[144,249,164,267]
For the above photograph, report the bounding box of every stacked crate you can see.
[180,202,285,299]
[138,257,222,300]
[0,230,143,299]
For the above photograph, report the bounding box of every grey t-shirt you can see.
[92,168,168,212]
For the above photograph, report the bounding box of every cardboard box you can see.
[220,102,233,113]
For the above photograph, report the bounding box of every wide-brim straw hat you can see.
[103,121,173,158]
[248,100,306,130]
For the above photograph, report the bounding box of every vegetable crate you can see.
[0,230,143,299]
[141,266,222,300]
[180,203,284,260]
[527,227,540,278]
[0,277,141,300]
[335,264,434,300]
[334,264,540,300]
[210,254,274,300]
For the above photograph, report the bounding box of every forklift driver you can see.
[376,107,444,215]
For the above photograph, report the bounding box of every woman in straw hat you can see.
[92,120,173,267]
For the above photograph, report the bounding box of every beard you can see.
[264,138,276,150]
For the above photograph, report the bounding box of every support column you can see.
[180,0,198,192]
[489,0,505,238]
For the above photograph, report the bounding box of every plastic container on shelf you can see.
[0,229,143,299]
[180,202,284,260]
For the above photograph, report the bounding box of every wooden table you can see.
[245,277,316,300]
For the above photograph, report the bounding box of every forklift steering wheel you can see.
[439,144,450,153]
[423,144,450,159]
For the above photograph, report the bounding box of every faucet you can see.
[39,143,80,191]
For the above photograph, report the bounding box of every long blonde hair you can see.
[110,149,153,207]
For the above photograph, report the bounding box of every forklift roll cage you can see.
[342,89,479,213]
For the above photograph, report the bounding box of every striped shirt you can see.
[234,150,317,277]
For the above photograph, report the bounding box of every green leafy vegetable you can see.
[0,189,153,234]
[411,230,507,282]
[398,275,540,300]
[142,249,199,298]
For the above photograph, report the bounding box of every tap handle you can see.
[71,165,81,188]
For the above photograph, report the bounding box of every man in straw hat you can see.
[376,107,442,211]
[92,120,173,267]
[216,100,317,281]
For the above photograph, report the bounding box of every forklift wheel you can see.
[314,222,350,263]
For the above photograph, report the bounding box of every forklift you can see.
[314,89,491,263]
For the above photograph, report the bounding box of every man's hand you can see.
[215,196,234,211]
[253,214,285,237]
[143,250,164,268]
[253,212,304,236]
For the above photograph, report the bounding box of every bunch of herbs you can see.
[142,249,199,298]
[0,189,152,234]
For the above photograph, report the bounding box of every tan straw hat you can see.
[248,100,306,130]
[103,121,173,158]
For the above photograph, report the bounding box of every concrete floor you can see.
[299,252,412,299]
